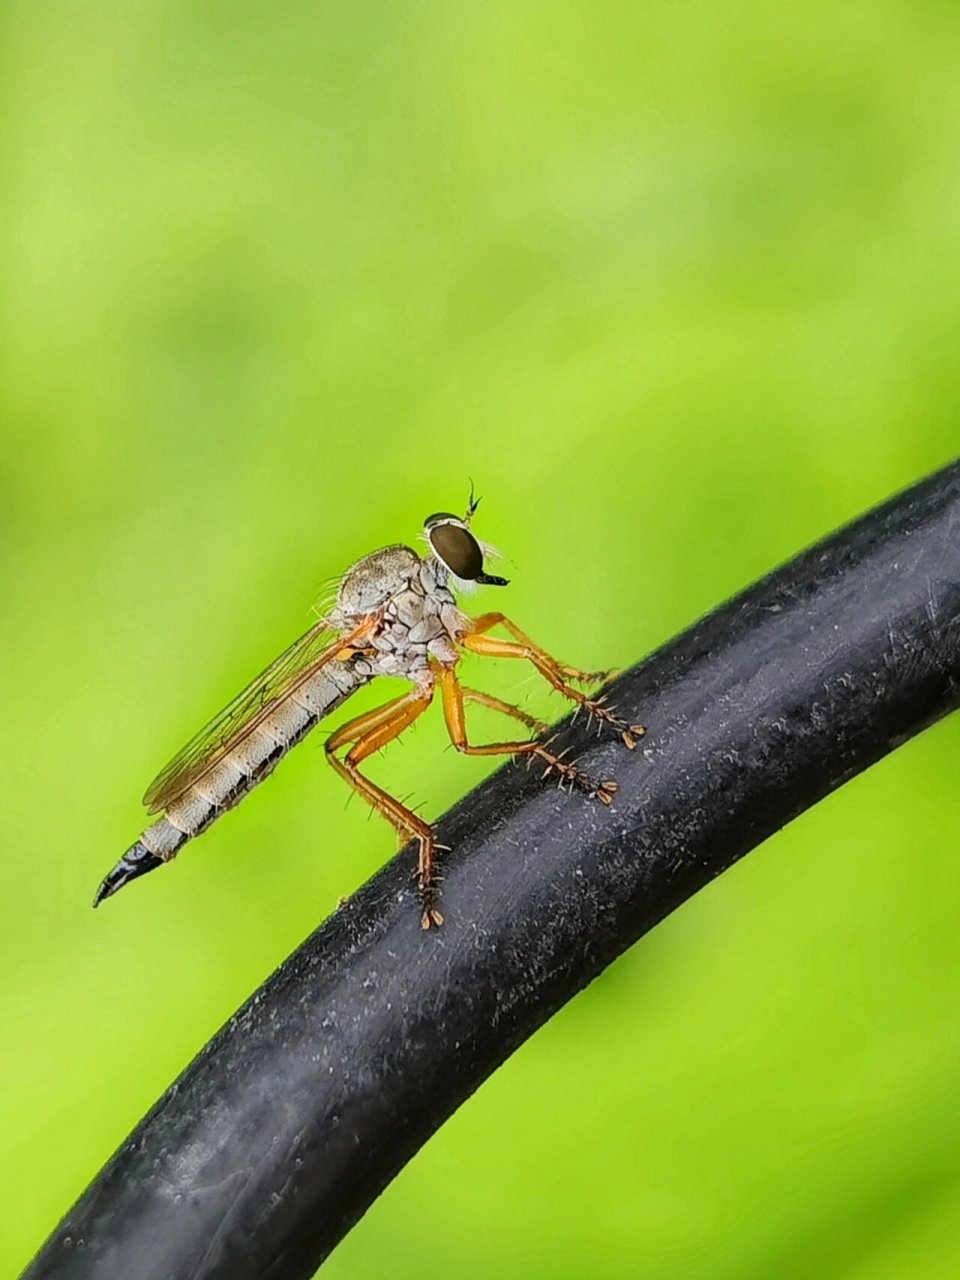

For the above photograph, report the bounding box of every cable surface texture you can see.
[24,461,960,1280]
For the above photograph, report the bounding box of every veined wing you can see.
[143,615,371,814]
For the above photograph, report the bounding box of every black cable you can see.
[23,461,960,1280]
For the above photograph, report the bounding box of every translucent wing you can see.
[143,615,364,814]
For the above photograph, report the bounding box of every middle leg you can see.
[460,686,550,737]
[438,665,617,804]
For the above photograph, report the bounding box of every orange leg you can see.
[460,614,645,749]
[460,686,550,737]
[438,666,617,804]
[325,684,444,928]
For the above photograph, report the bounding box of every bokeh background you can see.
[3,2,960,1276]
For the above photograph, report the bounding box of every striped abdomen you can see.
[94,662,368,905]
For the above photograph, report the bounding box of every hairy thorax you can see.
[330,544,466,683]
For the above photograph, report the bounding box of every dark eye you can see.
[428,523,483,579]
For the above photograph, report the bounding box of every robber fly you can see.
[94,492,644,928]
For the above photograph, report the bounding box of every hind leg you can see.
[325,684,443,927]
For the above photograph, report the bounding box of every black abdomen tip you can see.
[93,842,163,907]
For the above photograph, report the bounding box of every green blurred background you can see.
[3,1,960,1275]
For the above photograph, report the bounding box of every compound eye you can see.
[428,522,483,580]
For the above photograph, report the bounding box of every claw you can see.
[595,779,618,805]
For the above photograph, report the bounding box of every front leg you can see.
[459,613,645,749]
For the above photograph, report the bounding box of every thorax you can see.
[331,544,466,682]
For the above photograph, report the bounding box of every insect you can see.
[94,493,644,928]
